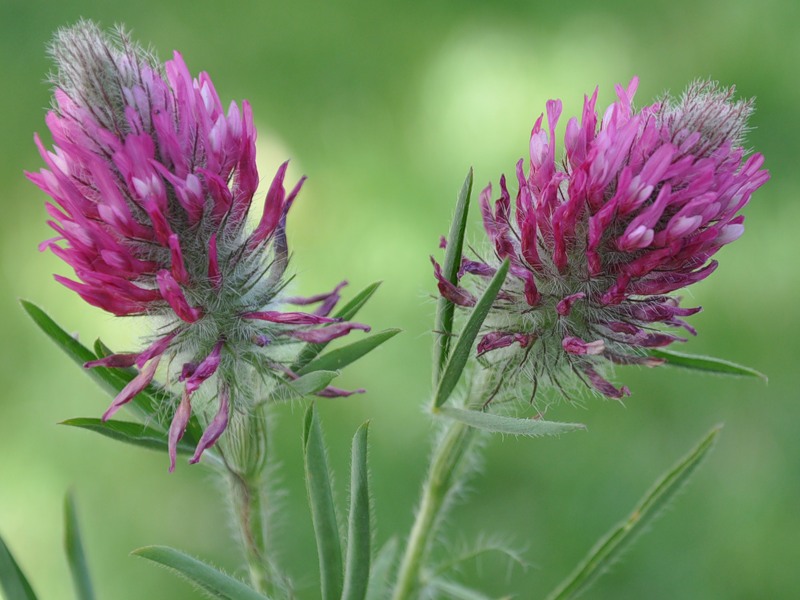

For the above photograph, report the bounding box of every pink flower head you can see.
[433,78,768,401]
[28,22,369,469]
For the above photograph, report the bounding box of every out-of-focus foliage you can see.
[1,0,797,598]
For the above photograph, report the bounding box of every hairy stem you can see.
[229,472,273,595]
[391,418,474,600]
[221,403,288,597]
[391,372,489,600]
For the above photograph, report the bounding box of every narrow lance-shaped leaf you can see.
[302,404,343,600]
[365,538,399,600]
[342,422,372,600]
[22,300,125,398]
[433,168,473,384]
[433,259,509,408]
[64,492,95,600]
[268,371,340,403]
[292,282,382,371]
[20,301,204,442]
[298,329,400,375]
[60,418,197,456]
[649,348,766,380]
[438,407,585,437]
[545,425,722,600]
[0,535,38,600]
[131,546,269,600]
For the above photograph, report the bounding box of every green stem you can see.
[229,472,272,595]
[221,404,284,597]
[391,418,473,600]
[391,371,490,600]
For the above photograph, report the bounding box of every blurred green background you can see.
[1,0,798,598]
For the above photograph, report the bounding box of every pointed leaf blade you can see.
[433,168,473,384]
[298,329,400,375]
[433,258,510,409]
[21,300,120,396]
[21,302,203,445]
[60,418,196,455]
[269,371,340,403]
[546,425,722,600]
[64,492,95,600]
[302,405,343,600]
[437,407,585,437]
[342,422,371,600]
[292,282,382,371]
[0,535,38,600]
[365,538,399,600]
[333,281,383,322]
[649,349,766,380]
[131,545,269,599]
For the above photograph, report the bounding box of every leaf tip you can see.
[302,403,316,445]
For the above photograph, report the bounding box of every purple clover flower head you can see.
[28,21,369,470]
[433,78,768,401]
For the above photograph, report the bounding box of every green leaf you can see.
[0,535,38,600]
[334,281,383,322]
[649,348,766,380]
[21,301,203,445]
[64,492,95,600]
[427,578,495,600]
[546,425,722,600]
[302,405,343,600]
[22,300,121,397]
[433,168,473,384]
[60,418,196,456]
[292,282,382,371]
[298,329,400,375]
[433,259,510,408]
[93,338,114,361]
[131,546,268,600]
[269,371,340,403]
[365,538,398,600]
[437,407,585,437]
[342,422,371,600]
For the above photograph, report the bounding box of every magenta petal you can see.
[563,336,605,356]
[285,280,348,317]
[477,331,532,356]
[316,386,366,398]
[189,387,230,464]
[249,161,288,248]
[168,234,190,284]
[556,292,586,317]
[184,341,224,394]
[102,357,160,421]
[605,352,665,367]
[243,311,340,325]
[38,235,65,252]
[431,256,476,307]
[581,364,630,399]
[156,270,203,323]
[459,259,495,278]
[136,331,178,367]
[287,322,371,344]
[168,391,192,472]
[84,353,138,369]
